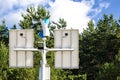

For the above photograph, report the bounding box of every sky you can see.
[0,0,120,32]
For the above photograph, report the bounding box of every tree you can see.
[19,6,51,80]
[80,20,98,80]
[79,14,120,80]
[19,6,50,30]
[0,20,8,44]
[52,18,67,29]
[2,5,120,80]
[19,6,69,80]
[0,41,8,80]
[97,49,120,80]
[11,24,17,29]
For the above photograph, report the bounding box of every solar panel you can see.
[9,29,34,68]
[54,29,79,69]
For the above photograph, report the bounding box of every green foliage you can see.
[11,24,17,29]
[80,14,120,80]
[0,20,8,44]
[19,6,50,30]
[64,74,87,80]
[52,18,67,29]
[97,49,120,80]
[19,6,69,80]
[1,5,120,80]
[6,68,36,80]
[0,41,35,80]
[0,42,8,80]
[19,6,50,80]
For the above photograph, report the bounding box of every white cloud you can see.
[0,0,110,32]
[100,2,110,9]
[0,9,24,28]
[16,0,45,8]
[0,0,44,28]
[0,0,17,15]
[90,2,110,18]
[49,0,94,32]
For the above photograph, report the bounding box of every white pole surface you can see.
[40,38,47,80]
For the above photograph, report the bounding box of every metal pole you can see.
[39,38,47,80]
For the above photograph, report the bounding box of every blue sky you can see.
[0,0,120,32]
[94,0,120,21]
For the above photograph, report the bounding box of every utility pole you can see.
[9,28,79,80]
[40,38,47,80]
